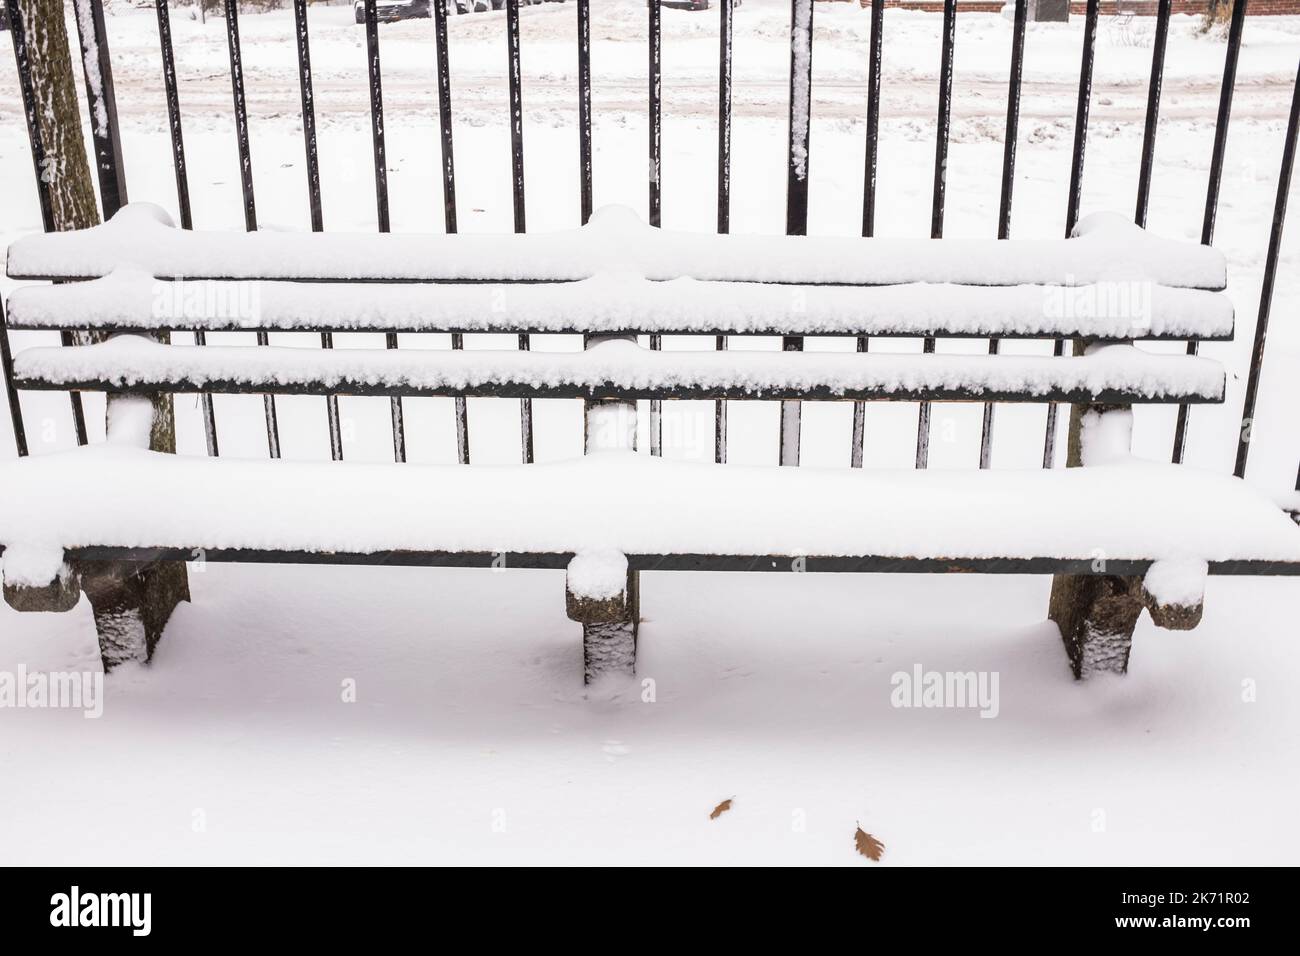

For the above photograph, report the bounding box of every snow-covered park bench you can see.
[3,201,1300,682]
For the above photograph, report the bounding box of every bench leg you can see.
[1048,573,1143,679]
[575,348,642,684]
[578,571,639,683]
[80,390,191,671]
[567,550,639,684]
[80,560,190,671]
[1048,392,1144,679]
[583,621,636,682]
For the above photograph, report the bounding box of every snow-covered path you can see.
[1,1,1298,865]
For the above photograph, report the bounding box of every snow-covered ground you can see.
[1,0,1298,864]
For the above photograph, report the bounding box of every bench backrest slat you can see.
[3,273,1234,342]
[5,205,1228,292]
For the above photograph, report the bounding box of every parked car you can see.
[354,0,432,23]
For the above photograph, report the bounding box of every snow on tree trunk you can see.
[13,0,99,230]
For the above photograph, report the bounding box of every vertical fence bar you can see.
[718,0,732,237]
[156,0,191,230]
[292,0,324,234]
[781,0,812,468]
[648,0,663,456]
[363,0,406,464]
[9,0,88,447]
[715,0,733,465]
[979,0,1026,471]
[1064,0,1099,238]
[505,0,534,464]
[1234,63,1299,480]
[58,323,89,448]
[1201,0,1248,251]
[71,0,127,219]
[0,303,28,458]
[225,0,257,236]
[916,0,955,470]
[851,0,882,469]
[225,0,280,459]
[1173,0,1247,464]
[1043,0,1098,470]
[156,0,218,457]
[578,0,593,225]
[293,0,343,463]
[434,0,468,465]
[363,2,390,232]
[860,0,882,241]
[929,0,956,241]
[649,0,662,228]
[435,0,458,235]
[1134,0,1170,228]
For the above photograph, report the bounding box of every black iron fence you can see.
[3,0,1298,491]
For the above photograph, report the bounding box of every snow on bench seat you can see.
[3,267,1235,341]
[5,203,1227,290]
[10,337,1227,404]
[1,447,1297,571]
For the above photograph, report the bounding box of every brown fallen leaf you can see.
[709,798,733,820]
[854,824,885,862]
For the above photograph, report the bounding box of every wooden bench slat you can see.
[11,337,1226,405]
[1,446,1296,568]
[5,203,1228,290]
[4,269,1235,341]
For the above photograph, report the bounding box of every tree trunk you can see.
[12,0,99,230]
[13,0,189,669]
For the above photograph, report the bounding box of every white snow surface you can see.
[0,541,69,590]
[104,394,156,448]
[567,551,630,601]
[4,266,1236,340]
[0,446,1296,565]
[789,0,813,181]
[71,0,110,137]
[1,2,1298,866]
[12,336,1227,401]
[1143,559,1209,609]
[5,203,1227,289]
[1078,407,1135,465]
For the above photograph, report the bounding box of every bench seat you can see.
[2,446,1297,574]
[11,337,1225,405]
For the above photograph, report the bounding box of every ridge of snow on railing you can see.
[5,267,1234,340]
[5,203,1228,290]
[13,337,1226,403]
[1,448,1297,565]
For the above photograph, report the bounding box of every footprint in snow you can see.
[602,740,629,760]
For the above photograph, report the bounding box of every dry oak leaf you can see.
[709,799,733,820]
[854,825,885,862]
